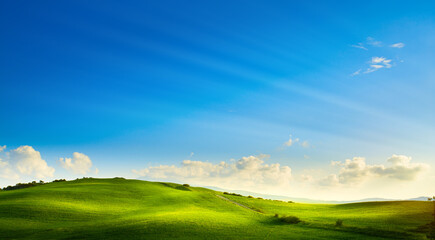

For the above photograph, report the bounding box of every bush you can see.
[287,201,294,203]
[248,195,254,198]
[224,192,242,197]
[182,184,190,187]
[274,213,279,218]
[336,219,343,227]
[52,179,66,182]
[279,215,301,224]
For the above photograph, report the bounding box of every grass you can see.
[0,178,433,239]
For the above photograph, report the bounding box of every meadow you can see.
[0,178,433,239]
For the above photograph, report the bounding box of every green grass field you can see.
[0,178,433,239]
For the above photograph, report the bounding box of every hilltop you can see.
[0,178,433,239]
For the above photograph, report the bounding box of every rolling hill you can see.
[0,178,433,239]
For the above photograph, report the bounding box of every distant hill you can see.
[205,186,430,204]
[0,178,432,239]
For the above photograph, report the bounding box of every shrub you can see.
[222,192,246,197]
[228,193,242,197]
[336,219,343,227]
[274,213,279,218]
[279,215,301,224]
[257,197,263,200]
[182,184,190,187]
[288,201,294,203]
[248,195,254,198]
[52,179,66,182]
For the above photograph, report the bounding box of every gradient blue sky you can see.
[1,0,434,200]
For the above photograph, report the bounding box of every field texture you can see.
[0,178,433,239]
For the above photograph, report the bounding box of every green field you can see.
[0,178,433,239]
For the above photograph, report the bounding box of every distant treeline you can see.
[1,179,66,191]
[223,191,294,203]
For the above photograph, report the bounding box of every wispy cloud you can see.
[351,69,362,76]
[351,43,368,50]
[283,134,310,148]
[366,37,383,47]
[301,141,310,148]
[390,42,405,48]
[350,38,405,76]
[284,135,299,147]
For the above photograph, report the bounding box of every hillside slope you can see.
[0,178,432,239]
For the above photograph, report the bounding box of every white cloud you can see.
[284,135,299,147]
[366,37,383,47]
[364,56,393,73]
[1,146,55,179]
[0,157,20,180]
[370,64,384,69]
[371,57,385,63]
[323,155,429,186]
[0,145,6,152]
[132,155,292,191]
[318,174,339,187]
[59,152,92,174]
[390,43,405,48]
[95,168,99,175]
[372,155,427,180]
[335,157,370,184]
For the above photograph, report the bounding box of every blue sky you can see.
[1,1,434,200]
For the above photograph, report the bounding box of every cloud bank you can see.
[0,146,96,181]
[320,155,428,186]
[132,155,292,191]
[0,146,55,180]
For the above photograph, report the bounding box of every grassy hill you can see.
[0,178,433,239]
